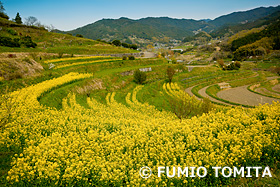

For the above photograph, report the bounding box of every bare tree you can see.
[45,24,55,32]
[166,66,175,83]
[24,16,38,26]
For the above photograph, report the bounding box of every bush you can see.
[128,56,135,60]
[122,56,127,60]
[76,34,83,38]
[20,36,37,48]
[133,69,146,84]
[222,62,241,71]
[0,36,20,47]
[169,96,213,120]
[112,40,121,46]
[7,28,18,36]
[235,61,241,68]
[130,44,137,50]
[0,12,9,19]
[58,52,64,58]
[121,43,129,48]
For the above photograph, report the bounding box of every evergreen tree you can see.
[0,1,5,13]
[0,1,9,19]
[15,12,22,24]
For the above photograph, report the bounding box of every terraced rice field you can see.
[1,58,280,186]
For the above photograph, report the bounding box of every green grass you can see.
[229,74,265,87]
[38,59,168,109]
[257,60,280,69]
[39,78,92,109]
[136,80,170,112]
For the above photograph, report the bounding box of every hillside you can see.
[65,17,207,41]
[209,5,280,27]
[0,17,136,55]
[55,5,280,44]
[230,19,280,60]
[0,17,137,82]
[210,10,280,38]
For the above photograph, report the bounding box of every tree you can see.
[0,1,9,19]
[15,12,22,24]
[25,16,38,26]
[0,1,4,13]
[121,42,129,48]
[166,66,175,83]
[130,44,137,50]
[76,34,83,38]
[133,69,146,85]
[112,40,121,46]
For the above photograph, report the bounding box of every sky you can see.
[2,0,280,31]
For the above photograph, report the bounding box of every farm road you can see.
[184,86,234,106]
[198,86,234,106]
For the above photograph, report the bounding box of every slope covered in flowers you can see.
[1,76,280,186]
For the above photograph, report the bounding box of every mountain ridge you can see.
[53,5,280,43]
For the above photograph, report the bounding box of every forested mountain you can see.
[65,17,208,41]
[54,5,280,43]
[228,19,280,60]
[209,6,280,27]
[210,10,280,38]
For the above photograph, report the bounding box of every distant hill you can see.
[54,5,280,44]
[209,6,280,27]
[210,10,280,38]
[64,17,209,41]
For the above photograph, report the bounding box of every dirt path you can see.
[198,86,234,106]
[217,85,280,106]
[185,85,233,106]
[185,86,196,97]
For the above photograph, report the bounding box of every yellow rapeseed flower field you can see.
[1,79,279,186]
[44,56,109,64]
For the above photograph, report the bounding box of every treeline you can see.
[110,39,138,50]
